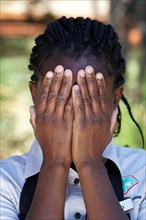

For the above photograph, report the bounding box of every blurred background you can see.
[0,0,146,159]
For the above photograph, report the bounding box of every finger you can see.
[77,69,92,118]
[72,85,85,121]
[45,65,64,113]
[96,72,109,114]
[64,95,73,122]
[85,66,100,114]
[110,108,118,136]
[29,105,36,130]
[36,71,53,114]
[55,69,73,117]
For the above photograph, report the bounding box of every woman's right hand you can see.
[29,65,73,165]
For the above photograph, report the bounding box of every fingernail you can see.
[79,70,85,78]
[86,66,93,74]
[73,85,79,91]
[64,69,72,77]
[55,65,63,73]
[46,71,53,78]
[96,72,103,80]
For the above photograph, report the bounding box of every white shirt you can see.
[0,140,146,220]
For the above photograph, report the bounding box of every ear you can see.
[114,85,124,108]
[29,81,37,104]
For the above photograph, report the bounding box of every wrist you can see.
[42,158,71,171]
[74,157,105,173]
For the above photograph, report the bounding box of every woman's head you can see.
[28,16,126,89]
[28,16,144,144]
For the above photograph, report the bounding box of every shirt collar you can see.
[103,139,121,172]
[24,139,121,179]
[24,140,43,178]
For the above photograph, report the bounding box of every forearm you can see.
[76,159,129,220]
[26,159,70,220]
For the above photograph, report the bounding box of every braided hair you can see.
[28,16,144,147]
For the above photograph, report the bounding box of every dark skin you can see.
[27,55,128,219]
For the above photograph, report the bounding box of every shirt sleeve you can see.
[0,180,19,220]
[0,163,21,220]
[0,189,19,220]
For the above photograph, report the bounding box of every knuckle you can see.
[100,95,108,103]
[65,104,72,112]
[82,96,91,105]
[78,105,84,112]
[57,94,67,103]
[40,92,48,101]
[48,92,57,100]
[91,94,100,102]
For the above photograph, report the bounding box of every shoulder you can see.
[0,154,29,218]
[116,145,145,159]
[0,153,28,190]
[0,154,29,216]
[115,145,145,172]
[1,153,27,172]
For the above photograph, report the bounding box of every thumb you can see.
[110,108,118,136]
[29,106,36,131]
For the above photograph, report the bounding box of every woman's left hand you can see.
[72,66,118,167]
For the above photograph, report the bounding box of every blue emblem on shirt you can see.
[122,175,138,195]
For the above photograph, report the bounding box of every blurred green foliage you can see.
[0,38,34,158]
[0,37,145,159]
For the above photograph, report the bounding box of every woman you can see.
[1,16,145,220]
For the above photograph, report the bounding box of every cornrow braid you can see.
[28,16,125,83]
[28,16,144,145]
[114,106,122,137]
[121,94,144,148]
